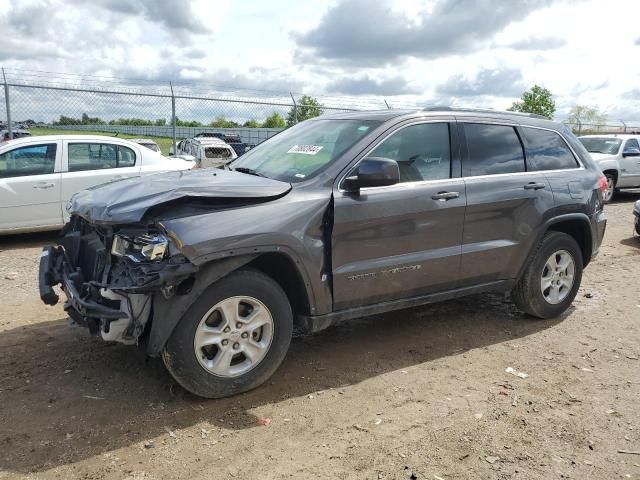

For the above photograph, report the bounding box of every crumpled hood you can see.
[68,168,291,224]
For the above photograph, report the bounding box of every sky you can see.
[0,0,639,124]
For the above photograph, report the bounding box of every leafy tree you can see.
[209,116,240,128]
[508,85,556,119]
[154,118,167,126]
[566,105,608,134]
[243,119,259,128]
[286,95,322,126]
[262,112,287,129]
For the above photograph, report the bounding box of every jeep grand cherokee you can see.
[39,108,608,398]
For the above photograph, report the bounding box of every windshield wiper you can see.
[234,167,268,178]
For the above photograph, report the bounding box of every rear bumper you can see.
[590,209,607,260]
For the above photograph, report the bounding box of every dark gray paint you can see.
[46,108,608,351]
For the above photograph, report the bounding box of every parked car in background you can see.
[39,108,607,398]
[0,135,194,234]
[1,129,32,143]
[171,136,237,168]
[193,132,253,156]
[578,134,640,202]
[129,138,161,153]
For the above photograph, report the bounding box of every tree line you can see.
[507,85,609,133]
[51,95,323,129]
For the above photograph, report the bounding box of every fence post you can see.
[620,119,627,133]
[2,68,12,140]
[170,81,176,154]
[290,92,297,124]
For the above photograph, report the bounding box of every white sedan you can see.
[0,135,194,234]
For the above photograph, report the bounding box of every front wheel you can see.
[162,269,293,398]
[512,231,583,319]
[603,174,616,203]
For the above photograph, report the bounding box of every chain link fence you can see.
[1,68,639,155]
[1,68,406,154]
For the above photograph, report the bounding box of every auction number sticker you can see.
[287,145,323,155]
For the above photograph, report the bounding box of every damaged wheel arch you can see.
[146,247,318,356]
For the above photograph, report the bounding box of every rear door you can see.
[0,141,62,231]
[332,120,467,310]
[61,141,141,215]
[458,121,555,286]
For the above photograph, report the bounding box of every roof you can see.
[578,134,639,139]
[192,137,228,145]
[320,108,559,127]
[128,138,159,144]
[0,134,149,146]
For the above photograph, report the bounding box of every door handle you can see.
[33,182,55,189]
[431,191,460,201]
[524,182,546,190]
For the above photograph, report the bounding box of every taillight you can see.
[598,175,608,195]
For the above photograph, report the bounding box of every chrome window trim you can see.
[337,120,586,194]
[337,119,453,192]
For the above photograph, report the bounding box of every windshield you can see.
[579,137,622,155]
[229,119,381,182]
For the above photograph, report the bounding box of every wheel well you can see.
[602,169,618,185]
[248,253,310,318]
[547,219,592,266]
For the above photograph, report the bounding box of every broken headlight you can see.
[111,233,169,262]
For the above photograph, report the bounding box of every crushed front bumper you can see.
[39,245,127,320]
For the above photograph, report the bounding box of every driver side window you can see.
[369,123,451,183]
[624,138,640,153]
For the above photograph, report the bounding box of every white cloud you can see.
[0,0,639,123]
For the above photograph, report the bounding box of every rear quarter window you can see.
[521,127,579,171]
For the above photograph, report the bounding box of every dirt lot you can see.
[0,193,639,480]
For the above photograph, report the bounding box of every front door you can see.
[332,121,466,310]
[0,142,62,232]
[620,138,640,186]
[458,122,555,286]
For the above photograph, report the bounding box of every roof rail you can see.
[422,106,548,120]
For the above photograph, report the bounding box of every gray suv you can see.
[39,108,608,398]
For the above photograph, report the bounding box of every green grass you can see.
[30,127,175,155]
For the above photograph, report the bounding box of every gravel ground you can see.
[0,192,639,480]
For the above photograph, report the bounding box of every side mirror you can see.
[622,148,640,157]
[342,157,400,191]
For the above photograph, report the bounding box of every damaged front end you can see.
[39,216,197,345]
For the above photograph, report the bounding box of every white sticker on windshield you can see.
[287,144,323,155]
[605,141,618,144]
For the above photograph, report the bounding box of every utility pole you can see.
[170,81,176,154]
[290,92,297,124]
[3,68,12,140]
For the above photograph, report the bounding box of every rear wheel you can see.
[512,231,583,319]
[162,269,293,398]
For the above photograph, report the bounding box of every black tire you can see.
[162,269,293,398]
[512,231,583,319]
[603,173,616,203]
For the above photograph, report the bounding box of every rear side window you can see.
[521,127,578,171]
[0,143,57,178]
[68,143,136,172]
[463,124,525,177]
